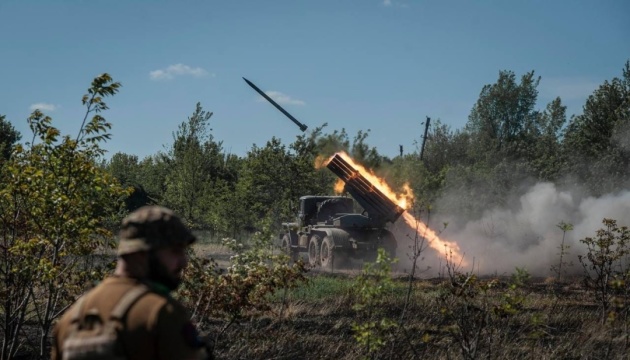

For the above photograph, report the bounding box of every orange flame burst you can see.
[319,151,465,263]
[401,212,465,264]
[314,155,329,170]
[328,152,414,210]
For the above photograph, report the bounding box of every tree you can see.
[578,219,630,323]
[163,102,216,227]
[351,129,382,170]
[445,70,570,218]
[107,152,140,186]
[106,152,150,211]
[0,115,21,164]
[563,60,630,194]
[137,153,171,204]
[0,74,129,359]
[529,97,567,181]
[235,137,293,232]
[202,151,242,237]
[289,124,337,199]
[314,127,350,157]
[466,70,541,164]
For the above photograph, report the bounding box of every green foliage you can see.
[279,274,355,301]
[351,129,381,170]
[439,69,568,218]
[0,114,21,164]
[578,218,630,323]
[386,154,436,209]
[135,153,171,204]
[436,250,532,360]
[107,152,141,186]
[551,221,574,282]
[234,128,336,234]
[563,61,630,195]
[126,101,243,236]
[352,248,398,357]
[529,98,567,180]
[180,217,307,355]
[235,137,294,231]
[466,70,541,164]
[98,59,630,248]
[163,102,216,227]
[105,152,150,211]
[423,119,472,172]
[289,124,336,197]
[314,126,350,157]
[0,74,129,359]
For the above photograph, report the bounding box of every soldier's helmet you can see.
[117,205,196,256]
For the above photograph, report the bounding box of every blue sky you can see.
[1,0,628,160]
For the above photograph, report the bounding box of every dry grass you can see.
[204,274,630,359]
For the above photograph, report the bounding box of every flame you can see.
[401,212,465,264]
[314,155,329,170]
[334,179,345,193]
[328,152,414,210]
[322,151,465,264]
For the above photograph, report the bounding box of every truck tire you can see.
[308,236,321,267]
[380,232,397,259]
[281,234,298,263]
[320,236,348,270]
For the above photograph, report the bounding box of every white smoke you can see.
[396,183,630,277]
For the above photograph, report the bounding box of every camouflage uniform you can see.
[51,206,208,360]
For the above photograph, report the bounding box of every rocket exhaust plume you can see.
[323,151,465,265]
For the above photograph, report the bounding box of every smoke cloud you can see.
[393,182,630,277]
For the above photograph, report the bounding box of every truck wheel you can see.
[381,233,397,259]
[320,236,334,270]
[308,236,321,267]
[320,236,348,270]
[281,235,298,263]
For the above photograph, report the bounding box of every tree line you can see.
[105,60,629,235]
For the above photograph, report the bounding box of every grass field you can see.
[188,236,630,359]
[199,266,630,360]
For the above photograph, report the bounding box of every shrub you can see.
[578,218,630,323]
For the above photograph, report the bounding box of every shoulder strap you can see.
[110,285,150,321]
[69,294,88,324]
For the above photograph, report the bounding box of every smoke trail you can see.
[393,182,630,277]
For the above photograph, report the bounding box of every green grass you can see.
[276,273,414,302]
[283,274,355,301]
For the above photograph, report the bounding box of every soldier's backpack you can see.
[61,286,149,360]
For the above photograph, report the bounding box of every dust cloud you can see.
[391,183,630,277]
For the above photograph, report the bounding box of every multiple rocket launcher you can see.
[326,154,404,227]
[245,77,464,265]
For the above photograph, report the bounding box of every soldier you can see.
[51,205,208,360]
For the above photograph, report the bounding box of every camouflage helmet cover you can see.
[117,206,196,256]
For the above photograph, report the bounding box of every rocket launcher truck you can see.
[280,153,405,269]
